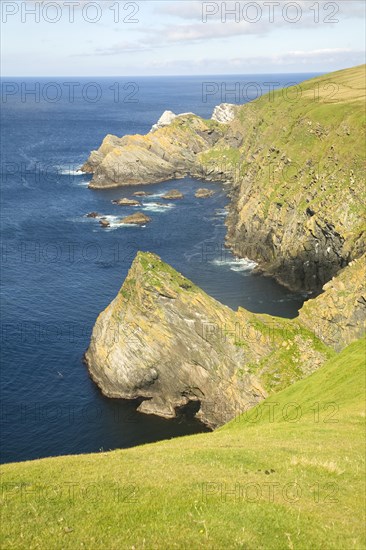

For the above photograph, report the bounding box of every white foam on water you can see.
[211,257,257,272]
[102,215,134,230]
[59,168,86,176]
[214,209,228,217]
[142,202,174,213]
[147,192,165,199]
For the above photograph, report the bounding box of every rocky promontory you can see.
[85,252,333,428]
[82,114,225,188]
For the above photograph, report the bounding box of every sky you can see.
[1,0,365,76]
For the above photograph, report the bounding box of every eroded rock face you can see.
[82,116,224,189]
[84,252,332,428]
[298,254,366,351]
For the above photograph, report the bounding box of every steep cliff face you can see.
[211,65,366,292]
[298,254,366,351]
[85,252,332,428]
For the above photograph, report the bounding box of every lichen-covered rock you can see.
[82,116,224,189]
[85,252,332,428]
[298,254,366,350]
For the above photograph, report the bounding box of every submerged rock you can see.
[86,212,99,218]
[112,198,141,206]
[99,219,110,228]
[120,212,151,225]
[133,191,151,197]
[195,188,215,198]
[162,189,184,200]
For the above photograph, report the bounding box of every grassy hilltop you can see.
[1,338,365,549]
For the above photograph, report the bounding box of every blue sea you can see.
[0,74,317,464]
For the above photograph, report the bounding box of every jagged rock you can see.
[195,188,215,198]
[86,212,99,218]
[150,110,177,132]
[211,103,238,124]
[133,191,151,197]
[112,198,141,206]
[85,252,332,428]
[120,212,151,225]
[162,189,184,200]
[82,116,223,189]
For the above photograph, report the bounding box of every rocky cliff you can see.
[83,66,366,293]
[85,252,333,428]
[298,253,366,351]
[82,114,225,188]
[213,66,366,292]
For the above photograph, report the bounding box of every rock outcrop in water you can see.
[82,115,224,188]
[121,213,151,225]
[82,66,366,293]
[85,252,333,428]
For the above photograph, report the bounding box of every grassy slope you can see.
[200,64,366,245]
[1,338,365,549]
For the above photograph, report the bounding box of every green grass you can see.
[199,65,366,249]
[1,338,365,549]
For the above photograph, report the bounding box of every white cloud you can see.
[146,48,364,72]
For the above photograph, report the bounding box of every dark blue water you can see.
[0,75,316,464]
